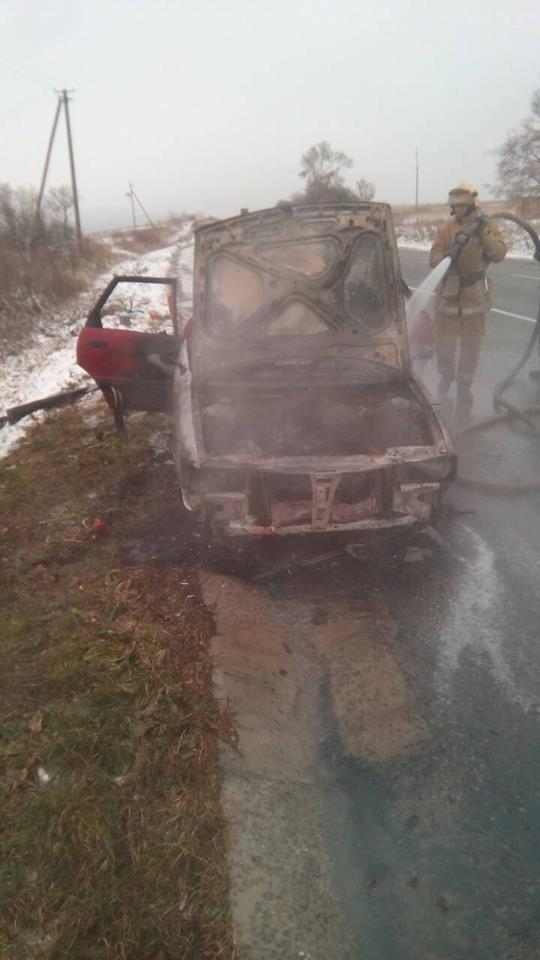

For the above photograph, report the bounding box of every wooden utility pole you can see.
[132,186,156,229]
[31,96,63,243]
[126,182,156,229]
[31,89,82,246]
[61,89,82,243]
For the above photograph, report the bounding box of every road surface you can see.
[400,246,540,324]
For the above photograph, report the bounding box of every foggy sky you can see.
[1,0,539,232]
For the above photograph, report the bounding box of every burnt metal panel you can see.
[189,204,409,379]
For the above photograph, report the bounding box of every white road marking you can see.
[512,273,540,281]
[491,307,536,323]
[406,296,535,324]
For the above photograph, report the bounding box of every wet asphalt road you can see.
[343,248,540,958]
[400,247,540,323]
[225,251,540,960]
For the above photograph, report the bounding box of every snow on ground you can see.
[397,218,540,260]
[0,233,194,460]
[397,239,432,253]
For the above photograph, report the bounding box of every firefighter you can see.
[430,181,507,405]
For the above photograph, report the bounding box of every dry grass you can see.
[108,227,174,255]
[0,225,175,353]
[0,239,112,300]
[0,239,115,353]
[0,406,234,959]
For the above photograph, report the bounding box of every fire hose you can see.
[454,212,540,494]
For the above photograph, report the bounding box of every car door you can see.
[77,275,184,418]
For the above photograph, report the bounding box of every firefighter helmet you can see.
[448,180,478,208]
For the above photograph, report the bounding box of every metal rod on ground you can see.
[30,95,63,245]
[60,88,82,242]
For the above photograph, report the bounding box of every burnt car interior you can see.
[201,382,430,458]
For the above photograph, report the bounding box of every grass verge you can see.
[0,405,234,959]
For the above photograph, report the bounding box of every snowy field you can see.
[397,218,540,260]
[0,234,194,459]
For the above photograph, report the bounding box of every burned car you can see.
[78,203,455,539]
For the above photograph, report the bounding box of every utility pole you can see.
[415,147,419,219]
[31,88,82,246]
[31,96,63,243]
[126,182,156,229]
[60,89,82,243]
[126,182,137,229]
[133,187,156,229]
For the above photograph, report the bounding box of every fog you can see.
[1,0,539,231]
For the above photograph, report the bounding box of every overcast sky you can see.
[1,0,539,231]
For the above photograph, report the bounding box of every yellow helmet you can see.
[448,180,478,208]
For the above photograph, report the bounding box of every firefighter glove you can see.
[451,232,470,256]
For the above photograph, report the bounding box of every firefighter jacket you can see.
[429,211,507,318]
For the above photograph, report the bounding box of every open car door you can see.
[77,275,183,429]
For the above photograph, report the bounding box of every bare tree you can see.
[356,179,376,201]
[492,88,540,197]
[291,181,357,204]
[0,182,77,249]
[0,184,39,248]
[299,141,353,190]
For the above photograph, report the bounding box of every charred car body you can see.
[78,203,455,538]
